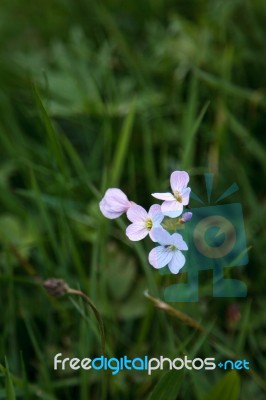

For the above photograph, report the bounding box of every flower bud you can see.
[99,188,132,219]
[180,211,193,224]
[43,278,69,297]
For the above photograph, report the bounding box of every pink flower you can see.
[148,228,188,274]
[152,171,191,218]
[99,188,132,219]
[126,204,164,241]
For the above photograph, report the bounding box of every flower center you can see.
[145,218,153,230]
[173,191,183,203]
[167,245,177,251]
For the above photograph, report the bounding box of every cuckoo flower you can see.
[99,188,132,219]
[126,204,164,241]
[152,171,191,218]
[148,228,188,274]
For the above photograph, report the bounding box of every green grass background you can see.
[0,0,266,398]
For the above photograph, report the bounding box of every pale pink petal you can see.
[181,187,191,206]
[152,192,175,201]
[168,251,186,274]
[126,204,148,223]
[105,188,131,209]
[152,227,172,245]
[126,223,148,241]
[149,228,157,242]
[100,209,123,219]
[99,199,124,219]
[148,204,164,226]
[161,200,183,218]
[172,233,188,251]
[170,171,189,192]
[149,227,166,242]
[99,188,131,219]
[148,246,173,269]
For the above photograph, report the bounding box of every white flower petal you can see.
[152,227,172,245]
[152,192,175,201]
[168,250,186,274]
[99,188,131,218]
[126,223,148,241]
[170,171,189,192]
[161,200,183,218]
[181,187,191,205]
[126,204,148,223]
[100,209,123,219]
[104,188,131,211]
[148,204,164,225]
[148,228,157,242]
[148,246,173,269]
[172,233,188,251]
[99,199,124,219]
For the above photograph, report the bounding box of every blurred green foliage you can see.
[0,0,266,398]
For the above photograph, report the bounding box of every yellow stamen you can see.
[168,245,177,251]
[145,218,153,230]
[173,191,183,203]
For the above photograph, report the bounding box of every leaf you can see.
[33,85,67,177]
[107,252,136,300]
[118,282,147,320]
[227,111,266,172]
[20,353,30,400]
[194,67,266,108]
[236,301,251,354]
[148,370,184,400]
[110,101,135,187]
[202,370,240,400]
[4,358,16,400]
[0,216,21,243]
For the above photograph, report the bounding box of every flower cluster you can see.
[99,171,192,274]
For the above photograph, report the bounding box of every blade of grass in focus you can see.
[110,102,135,187]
